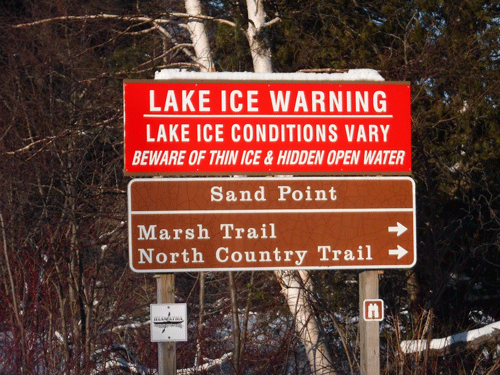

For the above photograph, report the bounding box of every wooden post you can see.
[156,274,176,375]
[359,270,380,375]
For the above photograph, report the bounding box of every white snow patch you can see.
[155,69,384,81]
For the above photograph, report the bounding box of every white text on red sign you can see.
[124,81,411,175]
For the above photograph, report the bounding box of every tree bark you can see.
[183,1,215,371]
[240,271,254,363]
[195,272,206,368]
[1,213,28,373]
[245,0,273,73]
[277,271,337,375]
[244,1,335,373]
[185,0,215,72]
[228,272,241,372]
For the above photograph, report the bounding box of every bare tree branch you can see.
[12,14,166,28]
[263,16,282,28]
[12,13,197,64]
[12,12,238,30]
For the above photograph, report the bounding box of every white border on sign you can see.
[128,176,417,273]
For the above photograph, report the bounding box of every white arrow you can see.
[389,245,408,259]
[388,222,407,237]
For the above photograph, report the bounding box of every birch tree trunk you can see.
[244,1,335,373]
[245,0,273,73]
[279,271,337,375]
[182,1,336,372]
[184,0,215,369]
[185,0,215,72]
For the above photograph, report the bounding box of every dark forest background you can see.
[1,0,499,373]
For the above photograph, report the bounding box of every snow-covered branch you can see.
[401,321,500,355]
[177,352,233,374]
[170,12,237,28]
[12,12,237,30]
[12,14,167,28]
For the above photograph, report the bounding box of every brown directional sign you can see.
[128,177,416,272]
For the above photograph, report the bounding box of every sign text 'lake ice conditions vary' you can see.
[123,80,411,175]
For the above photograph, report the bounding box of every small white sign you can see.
[150,304,187,342]
[363,299,384,321]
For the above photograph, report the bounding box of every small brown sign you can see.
[128,177,416,272]
[363,299,384,321]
